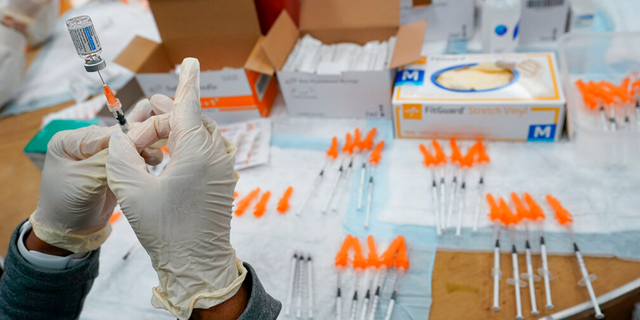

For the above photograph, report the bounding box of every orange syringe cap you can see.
[369,141,385,164]
[354,129,362,150]
[460,145,477,168]
[366,235,382,268]
[450,139,463,164]
[487,193,501,222]
[499,198,517,225]
[511,192,530,221]
[394,240,409,270]
[335,235,354,267]
[234,188,261,216]
[476,141,490,164]
[523,193,545,220]
[277,186,294,214]
[419,144,436,167]
[327,136,339,159]
[253,191,271,218]
[432,140,447,165]
[381,236,404,268]
[352,237,367,270]
[103,85,118,105]
[361,127,377,150]
[546,195,573,226]
[343,133,355,154]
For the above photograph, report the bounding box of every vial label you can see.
[68,25,101,55]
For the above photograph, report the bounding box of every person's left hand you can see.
[28,100,171,254]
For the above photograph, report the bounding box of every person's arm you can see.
[192,263,281,320]
[0,221,100,319]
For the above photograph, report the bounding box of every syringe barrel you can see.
[66,15,106,72]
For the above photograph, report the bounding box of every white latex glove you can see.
[29,100,171,253]
[106,58,245,320]
[0,24,25,107]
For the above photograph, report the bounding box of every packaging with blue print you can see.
[392,53,565,141]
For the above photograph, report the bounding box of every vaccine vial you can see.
[66,15,106,72]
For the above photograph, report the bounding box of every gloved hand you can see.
[106,58,245,320]
[29,99,171,254]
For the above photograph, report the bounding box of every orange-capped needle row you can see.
[332,127,378,157]
[575,78,640,110]
[486,192,574,226]
[234,187,295,217]
[486,192,545,226]
[335,235,409,270]
[420,139,490,168]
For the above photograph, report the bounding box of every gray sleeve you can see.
[0,221,100,320]
[239,262,282,320]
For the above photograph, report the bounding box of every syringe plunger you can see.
[66,15,106,72]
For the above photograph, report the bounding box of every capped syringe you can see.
[103,85,130,133]
[66,15,129,134]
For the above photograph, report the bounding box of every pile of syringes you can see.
[575,77,640,132]
[297,128,386,230]
[334,235,409,320]
[419,139,491,237]
[486,192,604,319]
[285,252,315,319]
[65,15,129,133]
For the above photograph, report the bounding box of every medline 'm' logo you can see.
[402,104,422,120]
[527,124,556,141]
[395,69,424,86]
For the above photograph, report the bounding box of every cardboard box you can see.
[260,0,426,118]
[392,53,566,141]
[519,0,570,45]
[114,0,279,125]
[400,0,475,42]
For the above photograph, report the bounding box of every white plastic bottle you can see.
[481,0,521,53]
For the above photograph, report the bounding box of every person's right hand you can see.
[106,58,245,320]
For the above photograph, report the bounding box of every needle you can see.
[297,137,339,215]
[364,141,384,228]
[285,253,299,315]
[97,70,105,84]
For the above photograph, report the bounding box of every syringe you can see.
[66,15,129,133]
[285,253,298,316]
[297,137,338,215]
[357,128,377,211]
[364,141,385,229]
[486,193,502,311]
[547,195,604,319]
[512,192,540,315]
[417,144,440,235]
[472,175,485,233]
[103,84,130,133]
[523,192,554,310]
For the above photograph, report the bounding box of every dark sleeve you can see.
[238,262,281,320]
[0,221,100,320]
